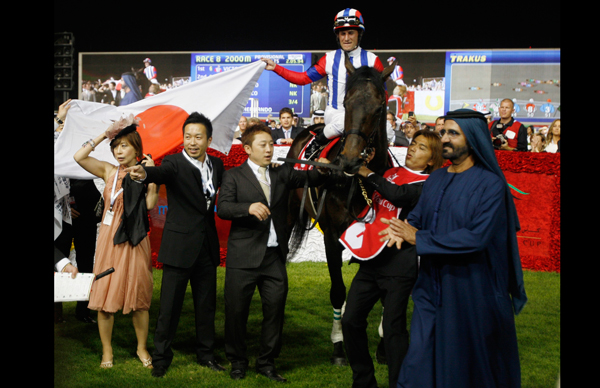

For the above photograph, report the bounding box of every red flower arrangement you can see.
[150,147,560,273]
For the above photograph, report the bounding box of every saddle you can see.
[293,136,340,171]
[293,134,341,219]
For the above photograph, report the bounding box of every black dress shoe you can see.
[76,315,97,324]
[257,369,287,382]
[198,360,225,372]
[229,367,246,380]
[152,365,167,377]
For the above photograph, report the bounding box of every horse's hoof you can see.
[330,356,348,366]
[330,341,348,366]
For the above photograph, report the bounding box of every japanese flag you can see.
[55,60,265,179]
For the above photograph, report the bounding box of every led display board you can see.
[191,52,312,117]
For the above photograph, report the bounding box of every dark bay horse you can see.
[287,55,395,365]
[133,66,152,97]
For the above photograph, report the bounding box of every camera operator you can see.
[488,99,528,151]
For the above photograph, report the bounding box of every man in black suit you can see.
[69,179,102,323]
[271,107,302,145]
[127,112,225,378]
[102,81,122,106]
[217,124,329,382]
[53,179,100,324]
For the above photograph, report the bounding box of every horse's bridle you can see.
[341,128,377,162]
[339,98,386,163]
[297,90,388,229]
[338,99,387,222]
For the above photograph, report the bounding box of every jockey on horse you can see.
[262,8,387,363]
[262,8,384,160]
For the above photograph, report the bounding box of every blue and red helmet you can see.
[333,8,365,32]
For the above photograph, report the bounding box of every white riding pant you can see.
[324,106,345,139]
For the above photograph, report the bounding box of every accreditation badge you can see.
[103,209,114,226]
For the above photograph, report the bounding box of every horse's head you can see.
[336,54,396,177]
[132,66,151,96]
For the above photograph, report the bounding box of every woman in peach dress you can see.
[74,115,159,369]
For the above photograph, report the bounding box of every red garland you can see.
[445,151,560,272]
[495,151,560,273]
[151,251,163,270]
[496,151,560,273]
[151,147,560,273]
[219,248,228,267]
[154,144,248,169]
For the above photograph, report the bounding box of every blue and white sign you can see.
[191,52,313,117]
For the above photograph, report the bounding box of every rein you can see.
[291,72,389,229]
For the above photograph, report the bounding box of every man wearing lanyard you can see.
[217,124,330,382]
[127,112,225,378]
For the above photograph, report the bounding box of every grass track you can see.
[54,262,559,387]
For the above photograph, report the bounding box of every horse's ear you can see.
[381,60,397,82]
[344,52,356,75]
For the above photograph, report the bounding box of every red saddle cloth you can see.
[293,136,341,171]
[339,166,429,260]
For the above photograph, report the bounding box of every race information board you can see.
[191,52,313,117]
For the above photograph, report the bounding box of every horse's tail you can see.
[285,123,328,259]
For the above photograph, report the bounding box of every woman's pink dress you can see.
[88,167,153,314]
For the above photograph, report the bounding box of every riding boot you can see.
[304,129,330,159]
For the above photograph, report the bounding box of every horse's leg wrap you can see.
[330,301,346,343]
[378,306,384,338]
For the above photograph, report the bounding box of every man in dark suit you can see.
[102,81,122,106]
[127,112,225,378]
[217,124,329,382]
[53,178,100,324]
[69,179,102,323]
[271,107,302,145]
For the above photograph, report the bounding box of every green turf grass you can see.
[54,262,559,387]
